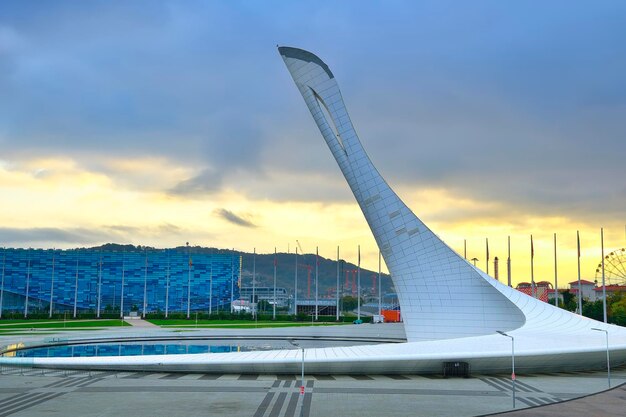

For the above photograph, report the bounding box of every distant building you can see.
[239,286,289,307]
[568,279,596,301]
[0,248,240,316]
[516,281,551,302]
[295,299,337,316]
[593,285,626,301]
[546,288,564,304]
[231,299,252,313]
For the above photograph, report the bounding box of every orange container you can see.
[382,309,401,323]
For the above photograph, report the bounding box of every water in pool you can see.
[12,343,283,358]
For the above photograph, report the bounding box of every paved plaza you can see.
[0,366,624,417]
[0,324,624,416]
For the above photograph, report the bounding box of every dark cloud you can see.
[0,224,186,247]
[1,1,625,224]
[168,168,224,196]
[0,227,115,246]
[214,209,257,228]
[104,225,139,234]
[157,223,182,234]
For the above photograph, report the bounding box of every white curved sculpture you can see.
[2,47,625,375]
[278,46,626,347]
[279,46,527,342]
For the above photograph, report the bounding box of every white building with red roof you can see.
[568,279,597,301]
[593,284,626,301]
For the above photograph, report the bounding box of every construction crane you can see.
[296,240,313,298]
[298,264,313,298]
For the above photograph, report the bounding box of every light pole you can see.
[591,328,611,388]
[496,330,515,409]
[288,339,306,410]
[471,257,478,267]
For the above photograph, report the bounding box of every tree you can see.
[582,299,604,322]
[257,299,270,313]
[341,296,359,312]
[560,290,578,312]
[608,293,626,326]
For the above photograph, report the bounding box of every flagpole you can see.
[553,233,558,307]
[142,248,148,318]
[186,242,191,319]
[97,251,102,319]
[531,235,536,298]
[464,239,467,260]
[209,250,213,315]
[378,250,382,316]
[252,248,256,319]
[24,250,31,319]
[73,257,78,318]
[49,249,55,318]
[294,247,298,316]
[120,250,125,319]
[0,247,4,319]
[357,245,361,321]
[273,247,277,320]
[507,236,512,287]
[601,228,607,323]
[486,238,490,275]
[165,250,170,318]
[577,231,582,315]
[336,246,340,322]
[230,249,234,314]
[315,246,319,321]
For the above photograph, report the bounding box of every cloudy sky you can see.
[1,1,625,285]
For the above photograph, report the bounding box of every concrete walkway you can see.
[484,383,625,417]
[0,367,624,416]
[123,319,160,328]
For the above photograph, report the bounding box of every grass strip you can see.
[159,322,350,328]
[0,320,129,329]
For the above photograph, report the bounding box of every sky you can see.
[1,1,625,286]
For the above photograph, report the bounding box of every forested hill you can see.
[89,244,394,297]
[237,250,394,298]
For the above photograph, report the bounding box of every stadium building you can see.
[0,247,240,316]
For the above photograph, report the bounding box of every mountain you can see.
[88,244,394,299]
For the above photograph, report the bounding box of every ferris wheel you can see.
[595,247,626,285]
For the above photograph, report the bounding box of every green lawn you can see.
[0,319,130,329]
[174,323,350,329]
[147,319,350,328]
